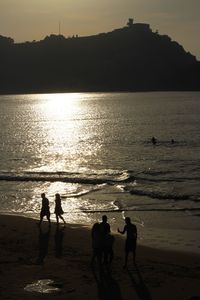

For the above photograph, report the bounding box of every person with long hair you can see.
[54,193,66,225]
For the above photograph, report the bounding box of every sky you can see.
[0,0,200,60]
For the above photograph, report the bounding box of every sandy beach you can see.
[0,214,200,300]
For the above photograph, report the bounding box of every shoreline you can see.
[1,90,200,97]
[1,205,200,256]
[0,214,200,300]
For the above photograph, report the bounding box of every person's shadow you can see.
[92,265,123,300]
[127,262,152,300]
[36,226,51,264]
[54,225,65,258]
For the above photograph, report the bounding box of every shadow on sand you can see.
[36,226,51,264]
[54,225,65,258]
[92,265,123,300]
[127,262,152,300]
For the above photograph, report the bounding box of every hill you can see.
[0,22,199,94]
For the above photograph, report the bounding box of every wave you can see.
[0,170,131,185]
[0,168,199,185]
[62,184,106,198]
[0,170,199,203]
[78,207,200,213]
[123,186,199,202]
[135,170,200,182]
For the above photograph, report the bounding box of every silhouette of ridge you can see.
[0,21,199,94]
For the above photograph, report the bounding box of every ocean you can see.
[0,92,200,253]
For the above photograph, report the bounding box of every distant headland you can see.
[0,19,199,94]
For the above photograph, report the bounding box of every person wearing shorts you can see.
[118,217,137,268]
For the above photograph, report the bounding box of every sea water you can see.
[0,92,200,253]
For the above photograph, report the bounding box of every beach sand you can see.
[0,214,200,300]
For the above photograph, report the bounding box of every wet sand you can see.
[0,214,200,300]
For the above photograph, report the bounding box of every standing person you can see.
[99,215,111,264]
[91,222,101,265]
[54,193,66,225]
[39,193,51,226]
[118,217,137,268]
[99,215,110,235]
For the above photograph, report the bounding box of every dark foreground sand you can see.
[0,215,200,300]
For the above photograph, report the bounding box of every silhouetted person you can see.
[118,217,137,268]
[151,136,157,145]
[91,222,102,265]
[99,215,110,236]
[39,193,51,226]
[99,215,111,264]
[54,193,66,225]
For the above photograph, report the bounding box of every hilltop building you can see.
[126,18,151,32]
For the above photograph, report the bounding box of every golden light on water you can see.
[40,93,83,119]
[25,92,102,175]
[32,93,88,172]
[22,93,105,224]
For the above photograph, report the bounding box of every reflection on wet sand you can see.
[24,279,61,294]
[54,225,65,258]
[36,224,66,264]
[36,225,51,265]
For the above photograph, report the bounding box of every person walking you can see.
[118,217,137,268]
[54,193,66,225]
[38,193,51,226]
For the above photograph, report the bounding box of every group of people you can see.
[38,192,66,226]
[38,193,138,268]
[91,215,114,266]
[91,215,137,268]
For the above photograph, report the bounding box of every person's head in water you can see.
[102,215,107,223]
[55,193,61,200]
[125,217,131,225]
[151,136,157,144]
[41,193,45,198]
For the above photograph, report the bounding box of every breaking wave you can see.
[0,168,199,202]
[0,170,131,185]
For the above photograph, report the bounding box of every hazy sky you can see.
[0,0,199,59]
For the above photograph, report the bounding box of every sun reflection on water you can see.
[30,93,98,173]
[40,93,82,119]
[18,93,106,224]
